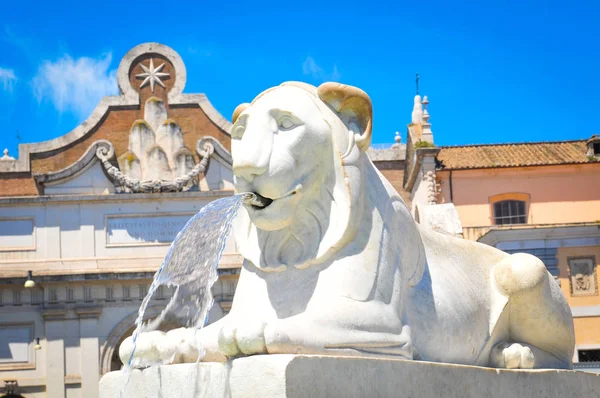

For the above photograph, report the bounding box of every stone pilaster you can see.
[76,307,103,398]
[43,309,67,398]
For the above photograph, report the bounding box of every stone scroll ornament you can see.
[95,139,214,193]
[95,95,218,193]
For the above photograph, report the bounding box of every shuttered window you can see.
[493,200,527,225]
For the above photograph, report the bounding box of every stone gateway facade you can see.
[0,43,242,398]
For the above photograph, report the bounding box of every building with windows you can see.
[0,43,410,398]
[0,43,241,398]
[404,94,600,370]
[2,40,597,397]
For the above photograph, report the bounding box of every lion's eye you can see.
[278,116,296,131]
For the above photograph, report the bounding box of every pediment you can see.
[0,42,234,197]
[43,160,115,195]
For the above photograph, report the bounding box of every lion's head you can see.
[231,81,372,272]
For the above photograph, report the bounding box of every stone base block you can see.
[100,355,600,398]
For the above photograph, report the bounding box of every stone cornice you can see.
[33,140,112,184]
[0,271,157,283]
[0,42,232,174]
[171,93,233,135]
[0,95,133,173]
[571,305,600,318]
[403,147,440,193]
[41,308,68,321]
[0,189,234,206]
[0,253,242,278]
[74,307,103,319]
[478,223,600,247]
[367,144,407,162]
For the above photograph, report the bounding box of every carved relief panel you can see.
[568,256,598,296]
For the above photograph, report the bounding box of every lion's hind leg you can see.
[490,253,575,369]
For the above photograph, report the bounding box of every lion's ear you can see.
[317,82,373,151]
[232,103,250,124]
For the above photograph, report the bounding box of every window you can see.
[0,325,33,364]
[578,349,600,362]
[123,286,131,301]
[66,288,74,302]
[493,200,527,225]
[106,287,114,301]
[49,288,58,303]
[139,284,148,300]
[84,287,93,302]
[31,290,42,305]
[587,135,600,157]
[12,290,21,306]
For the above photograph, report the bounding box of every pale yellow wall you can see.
[557,246,600,307]
[437,164,600,227]
[574,317,600,346]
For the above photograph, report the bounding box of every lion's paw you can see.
[489,342,535,369]
[218,320,267,357]
[118,328,200,367]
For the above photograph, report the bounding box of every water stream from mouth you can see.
[119,193,254,396]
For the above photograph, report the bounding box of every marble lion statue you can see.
[120,81,575,369]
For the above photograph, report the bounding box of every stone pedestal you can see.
[100,355,600,398]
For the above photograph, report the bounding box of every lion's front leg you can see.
[217,318,269,357]
[216,299,414,360]
[218,316,413,359]
[119,318,228,366]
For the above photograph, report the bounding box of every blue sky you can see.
[1,0,599,157]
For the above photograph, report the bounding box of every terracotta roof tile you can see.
[437,139,596,170]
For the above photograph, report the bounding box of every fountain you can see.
[123,194,253,369]
[101,81,600,397]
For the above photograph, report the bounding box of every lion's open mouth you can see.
[249,192,273,210]
[241,192,274,209]
[241,185,303,210]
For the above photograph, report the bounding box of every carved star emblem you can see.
[136,59,170,92]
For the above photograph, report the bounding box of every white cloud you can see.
[302,56,341,82]
[331,65,341,81]
[32,52,118,118]
[0,67,17,92]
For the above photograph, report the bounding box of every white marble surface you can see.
[116,96,196,189]
[417,202,463,236]
[121,81,575,370]
[102,354,600,398]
